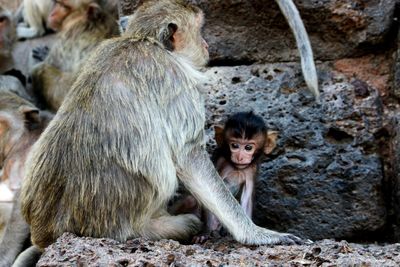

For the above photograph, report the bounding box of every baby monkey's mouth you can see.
[233,163,250,169]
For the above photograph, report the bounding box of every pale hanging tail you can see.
[276,0,319,99]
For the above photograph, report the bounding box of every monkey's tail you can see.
[276,0,319,100]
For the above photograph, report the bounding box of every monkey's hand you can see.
[32,46,50,62]
[248,227,307,246]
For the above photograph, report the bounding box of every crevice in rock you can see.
[325,128,354,144]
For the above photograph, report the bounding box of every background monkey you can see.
[203,112,279,238]
[16,0,53,39]
[18,0,303,265]
[17,0,119,39]
[31,0,119,111]
[0,91,53,267]
[0,93,53,200]
[0,5,31,103]
[0,5,17,73]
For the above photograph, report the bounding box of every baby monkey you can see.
[196,111,278,242]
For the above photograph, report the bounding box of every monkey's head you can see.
[48,0,109,32]
[0,92,40,166]
[124,0,209,68]
[215,112,278,169]
[0,6,16,58]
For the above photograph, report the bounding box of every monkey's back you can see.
[20,37,206,249]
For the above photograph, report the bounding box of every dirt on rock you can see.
[38,233,400,266]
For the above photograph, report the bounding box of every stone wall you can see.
[117,0,400,241]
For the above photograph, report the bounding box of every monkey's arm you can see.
[240,173,255,219]
[178,149,302,245]
[31,63,74,110]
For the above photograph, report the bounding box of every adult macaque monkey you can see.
[17,0,303,265]
[31,0,119,111]
[202,112,278,239]
[0,92,53,267]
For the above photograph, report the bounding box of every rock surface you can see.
[113,0,398,63]
[202,62,387,240]
[38,233,400,266]
[392,112,400,239]
[194,0,398,63]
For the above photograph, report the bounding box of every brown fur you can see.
[31,0,119,111]
[20,2,302,265]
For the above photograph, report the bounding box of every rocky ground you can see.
[38,233,400,266]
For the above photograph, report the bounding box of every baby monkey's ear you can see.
[263,130,278,155]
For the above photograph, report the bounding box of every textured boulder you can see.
[38,233,400,266]
[202,62,386,240]
[392,113,400,237]
[197,0,397,63]
[395,27,400,99]
[120,0,397,63]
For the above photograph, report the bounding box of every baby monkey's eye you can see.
[230,143,240,149]
[244,145,253,151]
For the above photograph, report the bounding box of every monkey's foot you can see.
[245,227,308,246]
[272,232,305,245]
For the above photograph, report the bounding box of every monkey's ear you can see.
[163,23,178,51]
[264,131,278,155]
[19,106,40,125]
[214,125,224,147]
[87,3,102,21]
